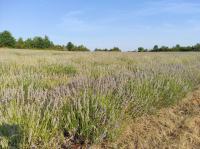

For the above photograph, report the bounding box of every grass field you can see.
[0,49,200,148]
[105,86,200,149]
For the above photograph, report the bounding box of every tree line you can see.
[0,30,90,51]
[1,30,200,52]
[138,44,200,52]
[0,30,122,52]
[94,47,121,52]
[150,44,200,52]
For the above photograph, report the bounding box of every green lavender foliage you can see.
[0,49,200,148]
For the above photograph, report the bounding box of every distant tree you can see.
[138,47,145,52]
[53,45,65,50]
[66,42,75,51]
[181,46,192,51]
[94,48,109,52]
[160,46,169,52]
[75,45,90,51]
[194,44,200,51]
[65,42,90,51]
[16,37,25,49]
[0,30,16,48]
[32,37,43,48]
[3,30,200,52]
[153,45,159,51]
[110,47,121,52]
[24,38,33,49]
[175,44,180,48]
[24,36,54,49]
[173,44,181,51]
[43,35,53,48]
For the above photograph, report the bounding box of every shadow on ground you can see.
[0,123,22,148]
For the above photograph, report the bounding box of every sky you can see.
[0,0,200,51]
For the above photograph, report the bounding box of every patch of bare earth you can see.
[96,87,200,149]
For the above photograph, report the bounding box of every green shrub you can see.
[44,64,77,76]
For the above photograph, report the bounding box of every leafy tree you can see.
[194,44,200,51]
[0,31,16,47]
[173,44,181,51]
[160,46,169,52]
[32,36,45,49]
[175,44,180,49]
[153,45,159,51]
[94,48,108,52]
[95,47,121,52]
[23,36,54,49]
[138,47,145,52]
[65,42,90,51]
[16,38,25,49]
[53,45,65,50]
[3,30,200,52]
[110,47,121,52]
[74,45,90,51]
[44,35,53,49]
[66,42,75,51]
[24,38,33,49]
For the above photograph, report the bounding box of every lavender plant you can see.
[0,49,200,148]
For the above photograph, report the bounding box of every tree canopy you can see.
[1,30,200,52]
[0,30,90,51]
[94,47,121,52]
[0,31,16,48]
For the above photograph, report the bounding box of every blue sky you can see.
[0,0,200,50]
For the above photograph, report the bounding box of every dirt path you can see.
[100,87,200,149]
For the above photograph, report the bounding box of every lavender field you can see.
[0,49,200,148]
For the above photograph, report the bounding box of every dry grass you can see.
[104,87,200,149]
